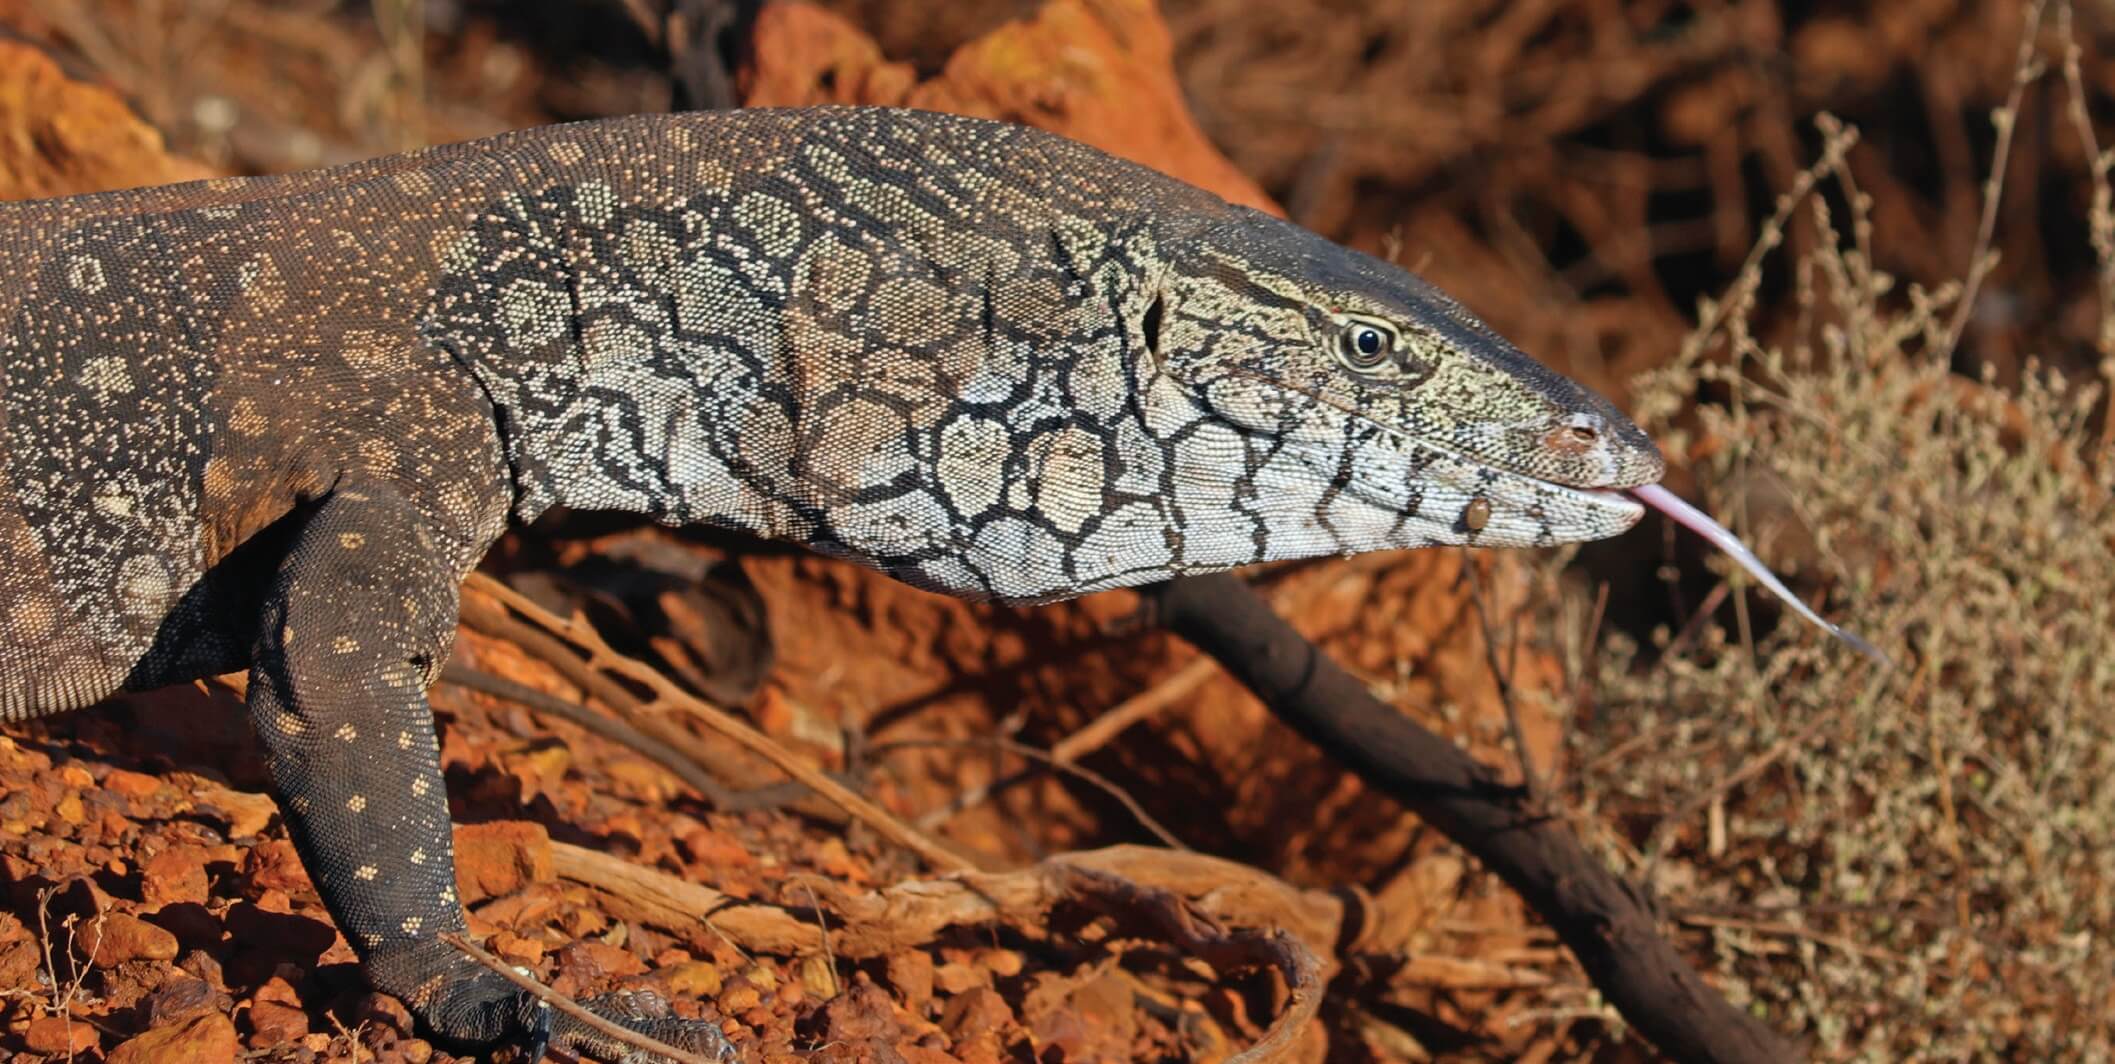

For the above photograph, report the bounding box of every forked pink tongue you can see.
[1630,484,1888,665]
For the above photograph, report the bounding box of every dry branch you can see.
[440,659,741,809]
[1141,572,1800,1064]
[551,840,1335,1064]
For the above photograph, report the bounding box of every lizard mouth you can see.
[1293,429,1649,547]
[1191,371,1653,544]
[1327,408,1652,537]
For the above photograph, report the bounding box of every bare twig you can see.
[1680,126,1859,364]
[1460,550,1542,802]
[439,931,719,1064]
[462,572,976,874]
[794,878,838,996]
[874,736,1191,849]
[2055,0,2115,460]
[1941,0,2049,361]
[1662,579,1733,659]
[456,592,785,797]
[920,551,1417,829]
[1563,577,1614,734]
[441,660,840,815]
[1677,913,1902,965]
[441,660,738,808]
[915,655,1222,832]
[1051,656,1221,766]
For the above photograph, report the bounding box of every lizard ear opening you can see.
[1142,292,1165,359]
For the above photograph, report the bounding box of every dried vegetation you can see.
[1572,44,2115,1064]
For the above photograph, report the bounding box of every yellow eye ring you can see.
[1338,318,1397,371]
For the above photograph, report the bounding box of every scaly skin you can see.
[0,106,1660,1061]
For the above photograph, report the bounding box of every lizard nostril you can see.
[1544,416,1602,456]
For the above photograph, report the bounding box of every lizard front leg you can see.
[248,482,734,1062]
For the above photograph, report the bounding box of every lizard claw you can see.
[540,988,739,1063]
[513,995,552,1063]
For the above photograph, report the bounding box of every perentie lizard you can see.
[0,106,1662,1060]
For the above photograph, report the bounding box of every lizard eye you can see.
[1337,318,1397,372]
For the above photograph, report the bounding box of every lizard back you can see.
[0,108,1231,717]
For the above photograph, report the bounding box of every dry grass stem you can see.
[462,571,977,874]
[1941,0,2049,361]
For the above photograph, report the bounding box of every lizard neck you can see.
[423,166,1182,600]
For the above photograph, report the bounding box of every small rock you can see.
[678,825,756,869]
[885,950,934,1012]
[246,999,309,1048]
[555,939,647,986]
[142,849,211,907]
[719,983,762,1013]
[940,986,1014,1042]
[104,769,165,800]
[742,963,779,991]
[198,783,278,840]
[106,1010,238,1064]
[178,948,225,988]
[605,757,672,803]
[24,1014,99,1055]
[242,838,310,894]
[819,981,895,1042]
[352,992,414,1039]
[0,938,41,988]
[453,821,553,904]
[658,959,722,998]
[933,960,985,995]
[143,977,233,1028]
[489,929,547,966]
[799,953,839,1000]
[900,1045,961,1064]
[556,904,609,939]
[254,974,302,1007]
[80,911,179,967]
[977,948,1023,978]
[811,836,859,879]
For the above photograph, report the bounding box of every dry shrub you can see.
[1565,17,2115,1057]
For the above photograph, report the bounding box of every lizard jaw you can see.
[1290,435,1649,550]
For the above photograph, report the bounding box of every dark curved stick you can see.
[1142,572,1798,1064]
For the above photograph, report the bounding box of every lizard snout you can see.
[1542,412,1605,457]
[1546,406,1665,490]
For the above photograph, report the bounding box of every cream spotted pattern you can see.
[0,107,1661,1063]
[427,110,1659,610]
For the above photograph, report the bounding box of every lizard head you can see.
[1146,207,1664,550]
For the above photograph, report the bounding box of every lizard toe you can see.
[516,998,552,1064]
[546,988,739,1064]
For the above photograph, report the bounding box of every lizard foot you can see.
[370,941,738,1063]
[519,987,739,1064]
